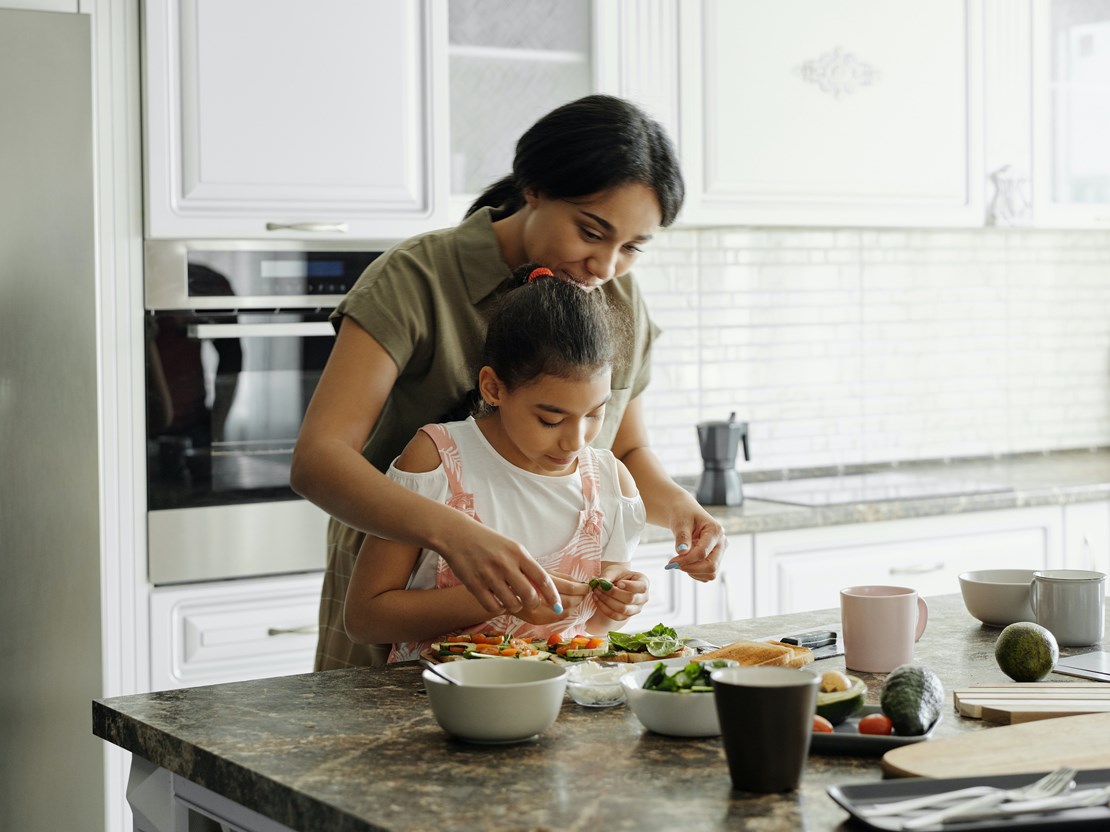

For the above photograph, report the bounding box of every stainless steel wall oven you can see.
[144,240,382,585]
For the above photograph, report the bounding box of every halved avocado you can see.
[816,675,866,726]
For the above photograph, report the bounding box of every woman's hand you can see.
[665,499,727,583]
[590,568,650,622]
[440,518,564,616]
[513,571,589,626]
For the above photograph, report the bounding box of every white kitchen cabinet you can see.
[1064,500,1110,588]
[149,572,322,691]
[677,0,984,228]
[1031,0,1110,228]
[443,0,674,221]
[142,0,448,241]
[752,506,1064,617]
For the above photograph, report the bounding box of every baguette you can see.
[697,639,814,669]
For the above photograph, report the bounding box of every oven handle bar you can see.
[187,322,336,339]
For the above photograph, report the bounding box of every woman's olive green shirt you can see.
[315,206,660,670]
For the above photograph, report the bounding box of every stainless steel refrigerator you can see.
[0,9,105,830]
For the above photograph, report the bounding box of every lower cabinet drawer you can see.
[150,573,323,691]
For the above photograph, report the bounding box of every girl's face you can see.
[520,182,663,290]
[478,366,612,476]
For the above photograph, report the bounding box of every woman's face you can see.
[520,182,663,290]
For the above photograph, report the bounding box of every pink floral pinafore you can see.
[389,423,604,662]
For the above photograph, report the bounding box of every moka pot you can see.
[695,412,750,506]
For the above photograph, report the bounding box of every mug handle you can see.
[914,596,929,642]
[1029,578,1038,616]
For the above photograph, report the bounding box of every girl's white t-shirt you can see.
[386,418,646,590]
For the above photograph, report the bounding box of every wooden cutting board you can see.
[882,711,1110,778]
[954,683,1110,724]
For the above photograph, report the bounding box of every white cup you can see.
[840,585,929,673]
[1030,570,1106,647]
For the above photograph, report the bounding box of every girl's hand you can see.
[667,500,727,582]
[514,571,589,626]
[590,569,649,622]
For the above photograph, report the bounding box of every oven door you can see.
[146,309,335,584]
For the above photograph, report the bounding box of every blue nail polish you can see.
[665,562,679,571]
[676,544,690,554]
[553,602,564,614]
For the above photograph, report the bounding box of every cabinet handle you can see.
[265,222,348,233]
[267,624,318,637]
[889,563,945,575]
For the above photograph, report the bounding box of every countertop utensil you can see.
[421,660,460,685]
[863,765,1076,818]
[900,765,1077,829]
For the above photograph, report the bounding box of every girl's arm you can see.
[291,317,560,614]
[610,396,727,582]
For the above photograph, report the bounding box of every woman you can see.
[292,94,727,670]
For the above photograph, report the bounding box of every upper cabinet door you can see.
[445,0,623,222]
[1032,0,1110,228]
[678,0,984,228]
[143,0,448,241]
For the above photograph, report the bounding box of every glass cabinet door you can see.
[447,0,594,208]
[1034,0,1110,226]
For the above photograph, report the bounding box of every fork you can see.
[900,766,1078,830]
[863,766,1077,818]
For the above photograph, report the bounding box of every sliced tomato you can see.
[547,633,564,647]
[570,636,590,646]
[499,647,519,656]
[448,645,467,653]
[555,645,570,655]
[586,637,605,649]
[447,635,471,643]
[812,715,835,733]
[474,644,500,655]
[858,714,894,735]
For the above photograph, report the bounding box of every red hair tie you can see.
[527,267,554,283]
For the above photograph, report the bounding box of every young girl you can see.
[343,265,649,661]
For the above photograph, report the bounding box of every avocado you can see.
[880,664,944,736]
[995,622,1058,682]
[815,675,866,726]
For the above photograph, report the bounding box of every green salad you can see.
[642,659,735,693]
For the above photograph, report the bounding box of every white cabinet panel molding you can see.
[753,507,1063,617]
[679,0,984,228]
[144,0,448,240]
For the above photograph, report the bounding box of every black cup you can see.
[711,666,820,793]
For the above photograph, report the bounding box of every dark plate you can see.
[828,768,1110,831]
[810,705,939,756]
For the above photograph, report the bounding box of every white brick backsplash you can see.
[636,227,1110,477]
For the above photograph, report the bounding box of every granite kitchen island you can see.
[94,595,1108,832]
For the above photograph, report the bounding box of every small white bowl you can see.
[422,659,567,744]
[959,569,1037,627]
[620,661,736,737]
[565,661,633,708]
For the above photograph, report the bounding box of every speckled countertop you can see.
[93,595,1110,832]
[644,448,1110,543]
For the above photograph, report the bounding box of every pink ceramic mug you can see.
[840,585,929,673]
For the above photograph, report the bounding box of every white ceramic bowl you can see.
[422,659,567,744]
[959,569,1037,627]
[620,661,735,737]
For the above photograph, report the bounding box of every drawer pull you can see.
[265,222,348,233]
[889,563,945,575]
[267,624,318,637]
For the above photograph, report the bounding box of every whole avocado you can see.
[995,622,1058,682]
[880,664,944,736]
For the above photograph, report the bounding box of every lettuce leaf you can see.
[608,623,684,657]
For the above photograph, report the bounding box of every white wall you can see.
[638,227,1110,477]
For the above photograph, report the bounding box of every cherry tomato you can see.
[812,714,835,733]
[858,714,894,735]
